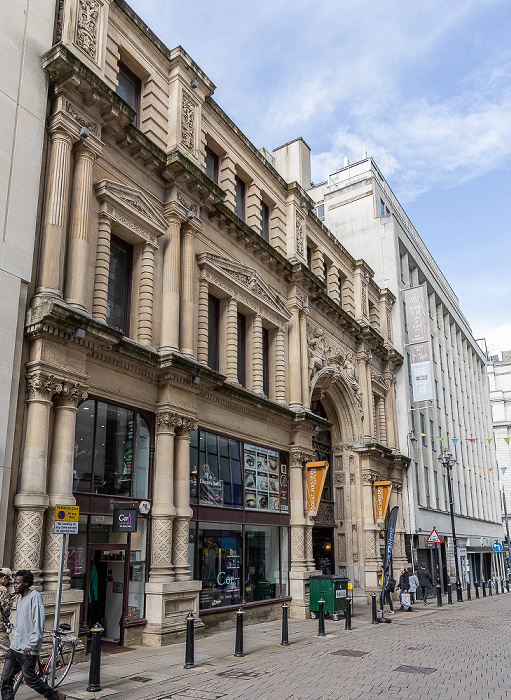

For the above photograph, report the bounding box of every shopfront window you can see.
[128,519,146,621]
[244,525,280,603]
[74,399,152,498]
[198,523,243,610]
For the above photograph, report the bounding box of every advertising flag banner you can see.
[403,285,434,402]
[380,506,399,613]
[374,481,392,524]
[305,461,329,516]
[403,285,428,344]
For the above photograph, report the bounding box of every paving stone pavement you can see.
[14,593,511,700]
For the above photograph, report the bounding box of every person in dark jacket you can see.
[397,566,412,611]
[417,563,433,604]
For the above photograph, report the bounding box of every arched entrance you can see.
[311,400,335,574]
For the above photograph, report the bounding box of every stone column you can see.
[138,241,155,346]
[359,357,373,440]
[304,523,315,571]
[384,373,397,450]
[35,129,74,302]
[172,418,198,581]
[64,144,97,311]
[290,450,307,573]
[252,313,264,394]
[275,327,286,405]
[180,224,196,358]
[288,303,302,410]
[160,215,181,352]
[299,310,310,410]
[13,372,58,585]
[225,298,238,383]
[150,412,182,583]
[42,382,88,591]
[197,277,209,365]
[92,212,111,322]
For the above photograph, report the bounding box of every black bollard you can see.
[87,622,104,692]
[482,580,486,597]
[475,581,479,599]
[436,585,442,607]
[488,579,492,596]
[281,603,290,646]
[447,582,453,605]
[506,579,510,594]
[345,598,352,631]
[234,608,245,657]
[496,578,500,595]
[371,592,378,624]
[184,611,195,669]
[318,598,326,637]
[467,582,471,601]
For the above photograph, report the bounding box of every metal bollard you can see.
[506,579,510,594]
[467,582,471,601]
[234,608,245,657]
[475,581,479,599]
[495,578,500,595]
[345,598,352,631]
[482,580,486,597]
[436,585,442,607]
[371,592,378,624]
[318,598,326,637]
[184,611,195,669]
[488,579,492,596]
[87,622,104,692]
[447,582,453,605]
[281,603,290,646]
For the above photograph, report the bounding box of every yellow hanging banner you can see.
[374,481,392,524]
[305,461,329,516]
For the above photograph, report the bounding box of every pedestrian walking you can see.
[1,570,66,700]
[397,566,412,611]
[417,563,433,605]
[0,569,13,674]
[408,569,420,604]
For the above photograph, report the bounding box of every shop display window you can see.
[244,525,280,602]
[128,519,146,620]
[73,399,152,499]
[198,523,243,610]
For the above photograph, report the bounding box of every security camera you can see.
[186,210,195,220]
[191,79,198,89]
[79,126,90,139]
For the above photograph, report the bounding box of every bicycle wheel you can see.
[13,671,23,695]
[53,638,76,687]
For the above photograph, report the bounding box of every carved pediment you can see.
[197,252,291,322]
[95,179,168,239]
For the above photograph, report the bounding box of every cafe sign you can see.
[374,481,392,524]
[305,461,329,517]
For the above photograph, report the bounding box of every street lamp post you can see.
[439,449,463,602]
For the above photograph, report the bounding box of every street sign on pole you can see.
[426,528,442,545]
[492,541,503,553]
[53,505,79,534]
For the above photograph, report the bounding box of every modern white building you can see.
[306,157,504,588]
[488,350,511,501]
[0,0,57,562]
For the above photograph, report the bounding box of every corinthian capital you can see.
[177,417,199,435]
[26,372,58,401]
[289,449,314,468]
[55,381,89,408]
[156,411,182,433]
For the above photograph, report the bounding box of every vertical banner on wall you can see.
[305,461,329,516]
[403,285,434,402]
[374,481,392,524]
[380,505,399,613]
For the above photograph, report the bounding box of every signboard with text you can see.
[374,481,392,524]
[403,285,434,402]
[112,508,138,533]
[305,461,329,516]
[54,505,79,534]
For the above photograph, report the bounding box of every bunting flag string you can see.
[505,438,511,446]
[414,434,511,447]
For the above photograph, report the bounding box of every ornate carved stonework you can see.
[361,284,368,317]
[334,472,345,485]
[295,216,304,257]
[289,450,313,468]
[291,526,305,562]
[54,0,64,43]
[13,510,44,573]
[156,411,182,433]
[105,205,159,247]
[391,479,403,493]
[26,372,58,401]
[177,417,199,435]
[312,502,334,527]
[55,381,89,407]
[173,517,190,569]
[365,530,378,558]
[361,470,379,485]
[152,518,173,565]
[75,0,100,61]
[177,191,197,214]
[64,101,99,135]
[181,96,195,151]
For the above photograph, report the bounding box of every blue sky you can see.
[128,0,511,355]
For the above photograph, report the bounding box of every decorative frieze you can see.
[181,96,195,151]
[105,204,159,248]
[295,216,304,257]
[64,101,99,135]
[75,0,100,61]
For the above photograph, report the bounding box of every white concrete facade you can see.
[306,158,503,586]
[488,351,511,497]
[0,0,56,563]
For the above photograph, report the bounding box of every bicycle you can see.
[13,623,77,695]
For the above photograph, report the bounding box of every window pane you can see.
[74,400,95,492]
[235,178,245,220]
[133,414,150,498]
[190,430,199,504]
[205,148,218,183]
[261,202,269,241]
[245,525,279,602]
[117,70,138,110]
[106,240,131,334]
[95,403,133,496]
[198,523,242,610]
[128,519,147,620]
[207,295,219,371]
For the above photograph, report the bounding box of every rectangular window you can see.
[338,273,345,308]
[106,235,132,335]
[237,312,246,386]
[380,199,385,216]
[403,301,408,333]
[443,473,448,510]
[307,244,313,269]
[313,204,325,220]
[415,462,421,506]
[235,176,245,220]
[116,62,141,127]
[262,327,270,397]
[424,466,431,508]
[431,336,436,363]
[433,470,440,509]
[407,353,412,385]
[430,420,435,450]
[205,147,219,184]
[207,295,220,371]
[420,413,426,445]
[400,255,405,283]
[260,201,270,241]
[408,267,414,287]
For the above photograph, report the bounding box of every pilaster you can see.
[274,327,286,405]
[288,301,302,410]
[92,211,111,322]
[196,277,209,365]
[246,182,262,233]
[252,313,264,395]
[180,224,196,358]
[138,241,155,346]
[225,298,238,383]
[172,417,198,581]
[160,215,182,353]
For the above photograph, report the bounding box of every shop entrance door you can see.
[87,545,128,646]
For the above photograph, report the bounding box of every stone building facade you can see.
[309,158,503,588]
[7,0,407,646]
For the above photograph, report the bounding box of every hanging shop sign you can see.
[305,461,329,517]
[112,507,138,533]
[374,481,392,524]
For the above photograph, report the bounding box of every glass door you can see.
[87,545,128,645]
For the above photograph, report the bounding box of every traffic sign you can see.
[54,505,79,535]
[426,528,442,545]
[492,541,503,552]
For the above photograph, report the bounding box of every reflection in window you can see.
[198,523,242,610]
[190,430,242,507]
[106,236,132,335]
[74,399,152,498]
[116,62,141,127]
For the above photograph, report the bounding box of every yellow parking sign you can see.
[347,582,353,590]
[54,505,79,522]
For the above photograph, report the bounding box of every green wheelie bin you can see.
[309,575,350,621]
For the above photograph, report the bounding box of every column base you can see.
[289,571,313,619]
[143,580,202,647]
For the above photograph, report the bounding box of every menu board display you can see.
[244,444,286,512]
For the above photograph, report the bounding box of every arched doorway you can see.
[311,400,335,574]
